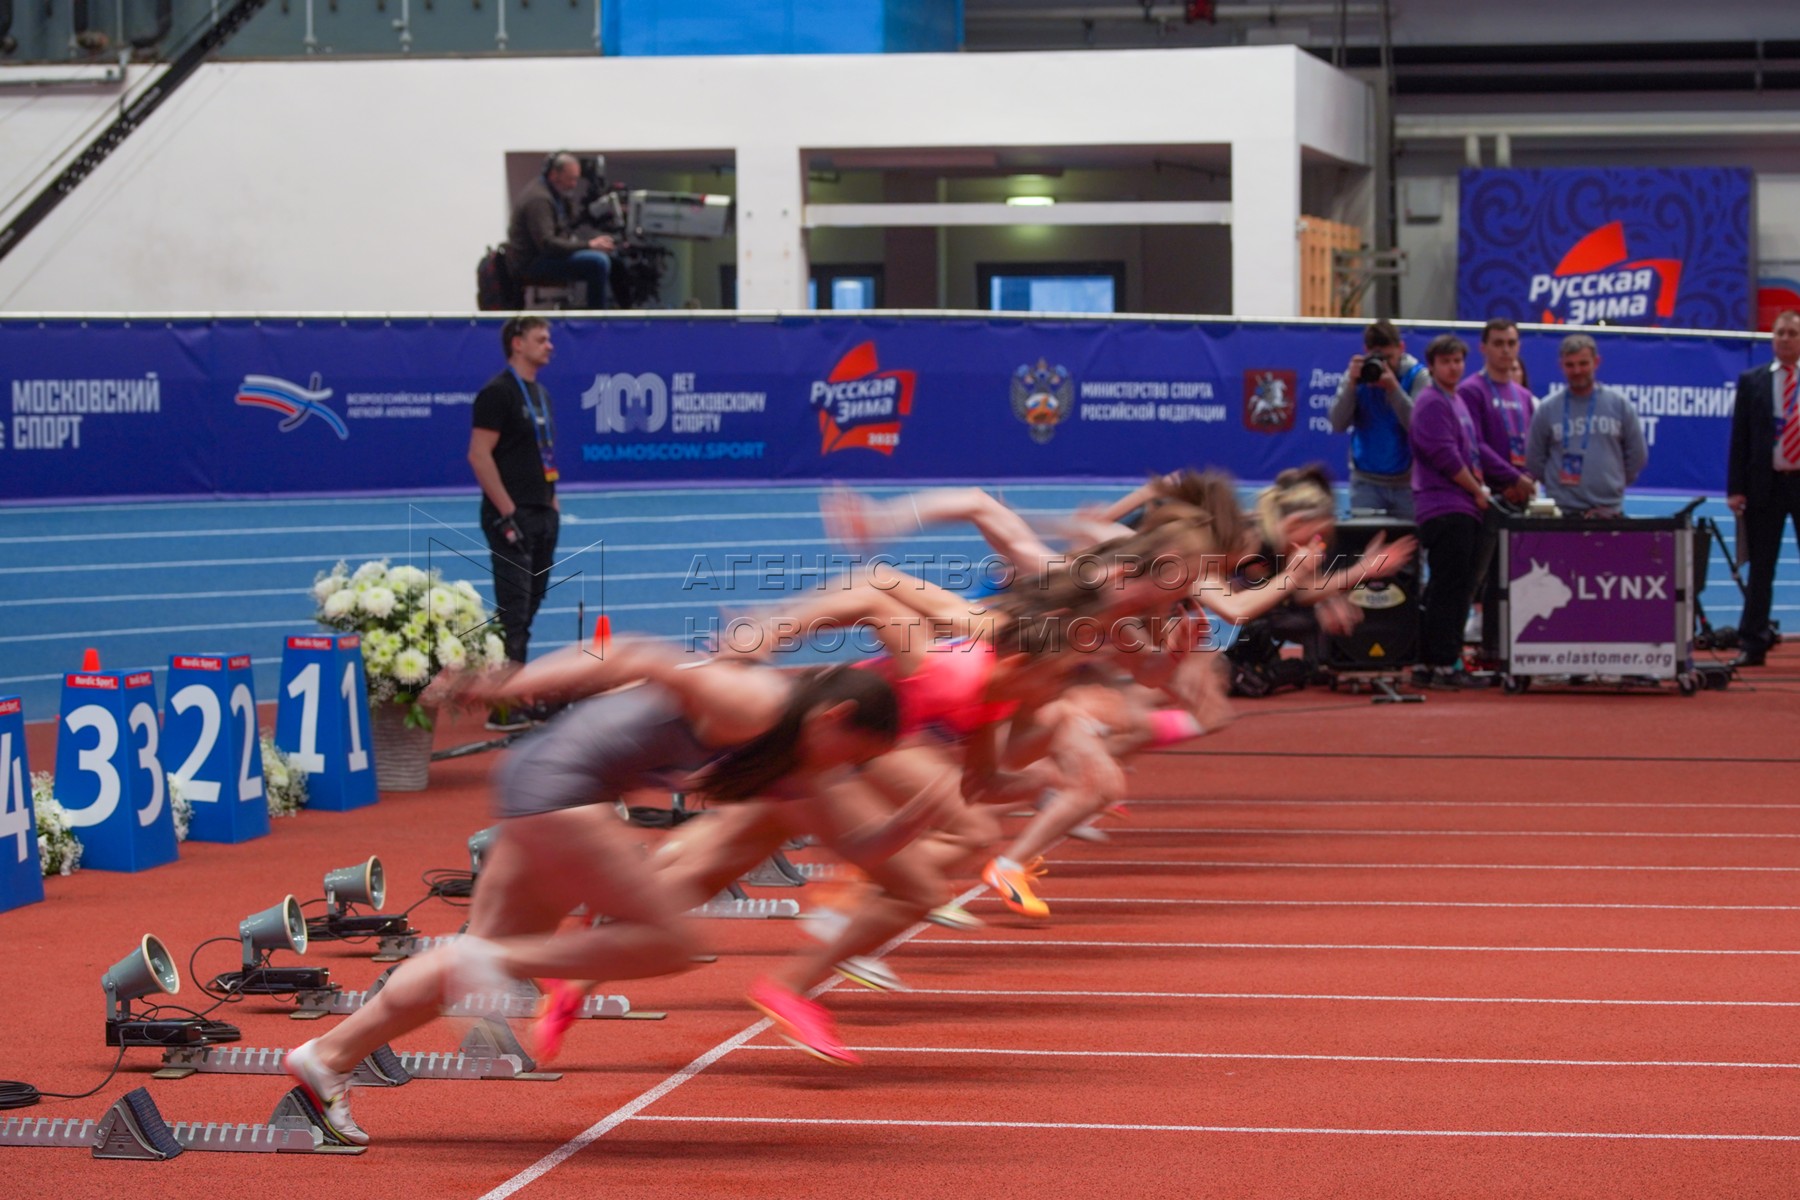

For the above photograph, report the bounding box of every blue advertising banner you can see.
[0,315,1762,501]
[1458,168,1753,331]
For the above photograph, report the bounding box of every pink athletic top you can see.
[861,640,1018,738]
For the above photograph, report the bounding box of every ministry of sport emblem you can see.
[1010,359,1074,444]
[1242,369,1297,434]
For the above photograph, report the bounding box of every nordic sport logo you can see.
[1526,221,1681,326]
[811,342,916,456]
[234,372,349,439]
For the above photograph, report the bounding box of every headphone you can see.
[542,151,576,179]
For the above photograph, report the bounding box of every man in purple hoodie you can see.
[1456,318,1537,507]
[1410,334,1492,688]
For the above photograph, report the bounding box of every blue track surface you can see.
[0,485,1784,721]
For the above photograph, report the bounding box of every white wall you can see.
[0,47,1370,314]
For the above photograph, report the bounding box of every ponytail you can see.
[693,666,898,802]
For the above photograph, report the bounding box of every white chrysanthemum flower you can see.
[437,636,467,670]
[453,580,481,603]
[351,560,388,585]
[403,611,429,639]
[322,589,359,620]
[312,575,346,603]
[483,634,507,667]
[392,648,432,685]
[387,565,429,594]
[358,587,397,618]
[427,587,459,621]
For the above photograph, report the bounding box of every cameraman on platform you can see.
[505,152,615,308]
[1329,320,1428,520]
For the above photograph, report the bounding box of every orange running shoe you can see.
[530,980,585,1064]
[983,857,1050,918]
[746,978,860,1066]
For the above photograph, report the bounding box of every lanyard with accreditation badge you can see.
[1559,392,1594,485]
[1493,377,1528,467]
[509,367,559,483]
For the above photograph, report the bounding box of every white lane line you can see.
[0,616,302,645]
[0,586,314,608]
[1046,859,1800,873]
[628,1114,1800,1142]
[907,938,1800,956]
[1127,798,1800,811]
[475,882,989,1200]
[477,1020,775,1200]
[893,988,1800,1007]
[964,897,1800,912]
[0,510,840,544]
[732,1044,1800,1070]
[1097,827,1800,840]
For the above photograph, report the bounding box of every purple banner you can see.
[1507,528,1679,646]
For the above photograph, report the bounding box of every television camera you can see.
[570,155,733,309]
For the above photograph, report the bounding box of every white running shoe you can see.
[441,934,514,1012]
[285,1039,370,1146]
[835,955,905,991]
[926,903,984,931]
[1068,818,1111,843]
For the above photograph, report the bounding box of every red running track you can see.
[5,657,1800,1198]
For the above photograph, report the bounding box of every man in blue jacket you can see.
[1329,320,1428,519]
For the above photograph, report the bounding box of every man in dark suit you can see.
[1726,308,1800,667]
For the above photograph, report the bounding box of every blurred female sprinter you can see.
[283,642,898,1145]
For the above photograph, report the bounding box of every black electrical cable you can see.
[0,1044,128,1109]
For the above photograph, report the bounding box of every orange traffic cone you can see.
[81,648,101,672]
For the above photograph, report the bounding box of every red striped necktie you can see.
[1783,364,1800,466]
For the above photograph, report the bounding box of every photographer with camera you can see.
[470,316,562,731]
[505,152,616,309]
[1329,320,1428,520]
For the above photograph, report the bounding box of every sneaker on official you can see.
[1068,818,1110,843]
[746,978,860,1065]
[835,956,906,992]
[983,856,1050,918]
[285,1039,371,1146]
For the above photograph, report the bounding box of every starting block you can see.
[740,852,807,887]
[0,1086,363,1158]
[292,977,657,1021]
[692,886,802,919]
[372,932,460,961]
[156,1025,560,1084]
[0,696,45,914]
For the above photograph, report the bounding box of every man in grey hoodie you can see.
[1525,333,1647,518]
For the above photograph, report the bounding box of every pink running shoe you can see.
[530,980,585,1064]
[746,978,860,1066]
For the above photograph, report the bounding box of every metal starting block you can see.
[373,932,460,961]
[0,1086,362,1158]
[292,978,654,1021]
[793,861,840,880]
[691,891,802,918]
[739,852,807,887]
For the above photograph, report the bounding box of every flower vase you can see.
[370,702,435,791]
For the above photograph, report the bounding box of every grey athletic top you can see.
[494,684,720,819]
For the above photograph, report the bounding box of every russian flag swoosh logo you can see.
[235,372,350,440]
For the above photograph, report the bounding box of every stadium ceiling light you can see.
[1006,195,1056,207]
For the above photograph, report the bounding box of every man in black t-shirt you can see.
[469,315,562,730]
